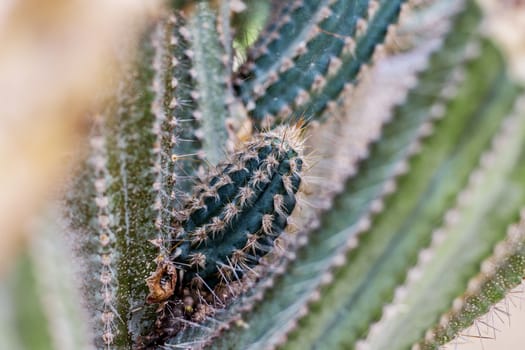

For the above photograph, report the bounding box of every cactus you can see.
[2,0,525,350]
[140,125,305,348]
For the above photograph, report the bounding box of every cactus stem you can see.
[89,115,119,348]
[141,124,306,348]
[413,95,525,349]
[150,20,175,252]
[187,2,232,165]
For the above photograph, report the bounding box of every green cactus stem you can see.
[200,0,472,346]
[186,2,232,165]
[63,10,233,349]
[5,1,521,350]
[411,96,525,349]
[141,125,305,348]
[237,0,409,127]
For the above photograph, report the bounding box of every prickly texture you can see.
[64,59,160,347]
[281,45,521,350]
[187,2,232,165]
[205,2,504,349]
[236,0,408,127]
[0,208,93,350]
[165,126,303,287]
[359,93,525,350]
[160,14,202,207]
[85,28,160,348]
[141,126,304,348]
[62,11,227,347]
[304,0,467,219]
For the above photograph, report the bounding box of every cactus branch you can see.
[237,0,409,127]
[412,96,525,349]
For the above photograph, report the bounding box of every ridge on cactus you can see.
[1,1,524,350]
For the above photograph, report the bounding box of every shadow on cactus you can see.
[5,0,522,350]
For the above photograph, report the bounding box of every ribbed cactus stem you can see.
[151,18,177,288]
[305,0,466,220]
[70,23,168,347]
[147,125,304,299]
[141,125,305,348]
[186,2,231,165]
[280,39,518,350]
[248,0,300,61]
[204,2,483,348]
[358,91,525,350]
[237,0,409,126]
[89,114,119,348]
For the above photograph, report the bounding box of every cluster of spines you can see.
[236,0,409,127]
[172,127,303,288]
[165,12,205,199]
[149,126,304,296]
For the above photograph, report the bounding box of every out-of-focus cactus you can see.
[3,1,525,350]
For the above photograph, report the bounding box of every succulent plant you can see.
[2,0,525,350]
